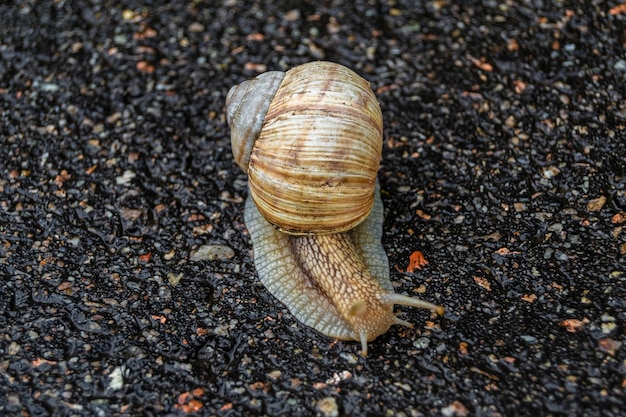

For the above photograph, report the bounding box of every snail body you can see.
[227,62,442,355]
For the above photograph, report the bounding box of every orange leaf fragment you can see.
[196,327,210,336]
[248,381,265,391]
[138,253,152,262]
[32,358,57,367]
[246,32,265,41]
[559,318,589,333]
[468,55,493,71]
[186,400,203,412]
[174,388,205,413]
[133,27,157,39]
[244,62,267,73]
[495,247,521,256]
[609,4,626,15]
[406,250,429,273]
[376,84,399,94]
[136,61,155,73]
[424,320,440,330]
[507,38,519,52]
[86,164,98,175]
[473,276,491,291]
[151,315,166,324]
[513,79,527,94]
[54,170,71,187]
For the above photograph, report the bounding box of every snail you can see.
[226,61,443,355]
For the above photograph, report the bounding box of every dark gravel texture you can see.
[1,1,625,416]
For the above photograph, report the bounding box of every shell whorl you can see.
[226,61,383,235]
[226,70,285,172]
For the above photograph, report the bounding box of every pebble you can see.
[316,397,339,417]
[190,244,235,262]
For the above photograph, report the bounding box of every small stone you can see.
[542,166,560,179]
[267,370,282,380]
[587,196,606,212]
[601,321,617,334]
[441,400,469,417]
[190,245,235,262]
[108,366,125,390]
[188,22,205,32]
[316,396,339,417]
[115,170,136,185]
[413,337,430,349]
[167,272,183,286]
[36,81,61,92]
[614,59,626,71]
[8,341,21,355]
[339,352,359,364]
[598,338,622,356]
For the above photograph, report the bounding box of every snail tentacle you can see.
[392,317,415,328]
[360,332,369,356]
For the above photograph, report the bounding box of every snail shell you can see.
[226,62,443,355]
[227,61,383,235]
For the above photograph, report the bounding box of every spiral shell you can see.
[226,70,285,172]
[226,61,383,235]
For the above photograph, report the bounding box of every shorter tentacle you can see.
[359,332,369,356]
[392,317,414,328]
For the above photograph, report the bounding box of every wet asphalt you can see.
[1,1,624,416]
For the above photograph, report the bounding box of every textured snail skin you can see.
[244,181,443,355]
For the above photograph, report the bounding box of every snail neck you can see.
[290,232,395,347]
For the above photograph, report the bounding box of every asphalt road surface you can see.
[1,1,624,416]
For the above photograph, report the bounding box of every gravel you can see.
[1,1,624,416]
